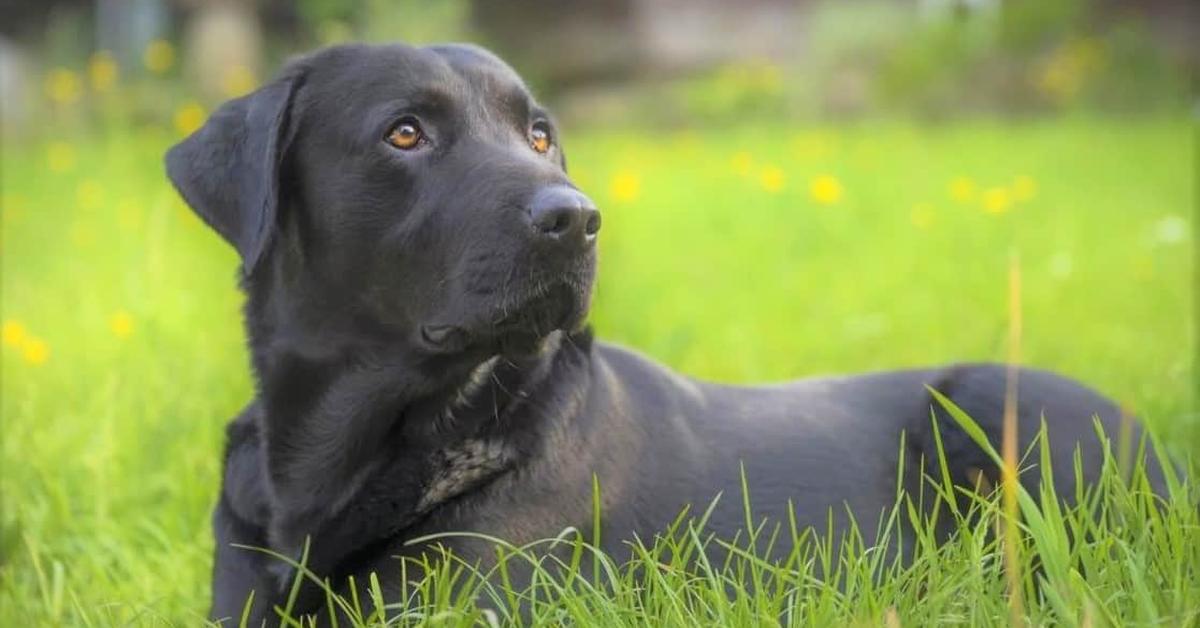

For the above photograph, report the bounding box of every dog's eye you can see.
[386,119,424,150]
[529,122,552,154]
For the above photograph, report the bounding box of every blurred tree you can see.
[95,0,169,70]
[176,0,264,101]
[470,0,804,93]
[0,0,91,40]
[471,0,637,89]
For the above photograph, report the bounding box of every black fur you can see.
[165,43,1162,625]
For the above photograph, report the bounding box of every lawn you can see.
[1,115,1195,625]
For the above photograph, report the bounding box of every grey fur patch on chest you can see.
[418,439,514,512]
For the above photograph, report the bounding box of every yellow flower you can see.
[759,165,785,193]
[1038,56,1082,104]
[982,187,1011,214]
[809,174,843,206]
[22,337,49,365]
[88,51,119,92]
[221,64,258,98]
[1036,37,1103,105]
[609,170,641,203]
[44,68,81,105]
[1011,175,1037,202]
[1131,255,1154,280]
[117,199,143,230]
[76,179,104,210]
[948,177,976,203]
[793,132,832,161]
[671,130,699,151]
[730,151,754,177]
[46,142,77,173]
[2,320,26,347]
[174,102,206,136]
[909,203,935,230]
[753,62,782,93]
[70,220,96,248]
[2,194,27,226]
[110,311,134,339]
[143,39,176,74]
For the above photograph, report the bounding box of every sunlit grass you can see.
[1,115,1195,624]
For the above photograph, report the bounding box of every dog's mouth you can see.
[420,277,590,356]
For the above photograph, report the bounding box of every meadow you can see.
[1,113,1196,625]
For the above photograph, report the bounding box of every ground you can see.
[1,116,1195,625]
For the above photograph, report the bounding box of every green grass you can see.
[1,115,1195,625]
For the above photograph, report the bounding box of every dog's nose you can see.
[528,186,601,250]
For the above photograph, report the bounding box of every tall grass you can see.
[249,415,1197,626]
[1002,255,1024,625]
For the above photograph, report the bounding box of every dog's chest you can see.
[418,439,514,512]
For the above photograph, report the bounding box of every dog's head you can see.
[167,43,597,363]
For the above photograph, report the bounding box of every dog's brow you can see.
[492,86,533,121]
[402,88,456,112]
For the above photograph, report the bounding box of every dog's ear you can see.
[165,73,303,275]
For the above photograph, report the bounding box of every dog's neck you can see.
[243,270,592,578]
[249,328,566,503]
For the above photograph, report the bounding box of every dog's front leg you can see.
[257,358,417,581]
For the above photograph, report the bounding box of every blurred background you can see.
[0,0,1195,623]
[1,0,1197,127]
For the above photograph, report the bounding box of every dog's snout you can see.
[528,186,601,250]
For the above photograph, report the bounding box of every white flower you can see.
[1152,214,1189,246]
[844,313,890,340]
[1048,251,1073,280]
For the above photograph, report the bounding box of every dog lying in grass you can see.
[165,42,1164,624]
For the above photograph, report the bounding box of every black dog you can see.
[166,43,1158,624]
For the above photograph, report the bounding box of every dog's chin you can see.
[421,280,591,358]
